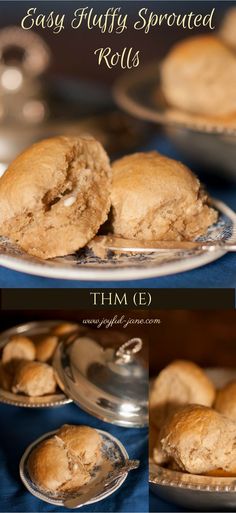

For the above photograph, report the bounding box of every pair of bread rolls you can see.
[0,136,217,258]
[28,425,102,492]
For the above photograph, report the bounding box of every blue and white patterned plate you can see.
[20,428,129,507]
[0,200,235,281]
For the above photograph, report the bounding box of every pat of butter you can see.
[64,196,76,207]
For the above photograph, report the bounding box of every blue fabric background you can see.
[0,135,235,290]
[0,402,148,512]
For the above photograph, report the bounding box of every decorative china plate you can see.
[20,429,129,507]
[0,200,235,281]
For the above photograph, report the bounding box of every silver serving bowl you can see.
[0,321,72,407]
[114,62,236,181]
[150,462,236,512]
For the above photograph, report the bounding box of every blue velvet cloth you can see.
[0,402,148,512]
[0,134,235,290]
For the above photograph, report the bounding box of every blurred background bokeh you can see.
[150,310,236,376]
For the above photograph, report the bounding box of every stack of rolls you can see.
[150,360,236,475]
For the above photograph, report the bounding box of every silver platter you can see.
[20,428,129,508]
[0,321,72,408]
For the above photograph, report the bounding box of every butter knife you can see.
[63,459,140,509]
[90,236,236,253]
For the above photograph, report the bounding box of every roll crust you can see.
[111,152,217,242]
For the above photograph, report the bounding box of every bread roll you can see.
[111,152,217,242]
[150,360,215,429]
[12,361,57,396]
[2,336,36,364]
[215,381,236,421]
[161,35,236,117]
[0,136,111,259]
[160,405,236,475]
[28,425,102,492]
[28,437,90,492]
[36,336,58,362]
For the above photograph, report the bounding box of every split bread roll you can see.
[159,405,236,475]
[12,361,57,396]
[161,35,236,118]
[150,360,215,429]
[0,136,111,259]
[111,152,217,242]
[215,381,236,421]
[28,425,102,492]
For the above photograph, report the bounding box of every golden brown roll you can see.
[0,136,111,259]
[161,35,236,118]
[160,405,236,475]
[111,152,217,242]
[2,336,36,364]
[28,425,102,492]
[150,360,215,429]
[215,381,236,421]
[36,336,58,362]
[28,437,90,492]
[12,361,57,396]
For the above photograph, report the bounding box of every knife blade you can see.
[89,236,236,253]
[63,459,140,509]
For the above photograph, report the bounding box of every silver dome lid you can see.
[54,333,148,428]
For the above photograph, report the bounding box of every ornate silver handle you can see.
[115,338,143,364]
